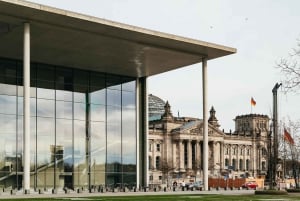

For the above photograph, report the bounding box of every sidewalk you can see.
[0,188,255,199]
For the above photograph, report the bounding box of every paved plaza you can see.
[0,189,255,199]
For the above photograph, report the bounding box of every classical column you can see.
[252,143,256,177]
[187,140,192,170]
[172,141,177,170]
[202,57,208,190]
[23,22,30,193]
[220,142,224,170]
[196,141,201,170]
[179,140,184,171]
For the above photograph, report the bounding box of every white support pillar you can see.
[136,78,140,187]
[23,22,30,193]
[202,57,208,191]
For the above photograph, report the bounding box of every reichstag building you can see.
[148,94,269,187]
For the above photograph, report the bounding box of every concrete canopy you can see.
[0,0,236,77]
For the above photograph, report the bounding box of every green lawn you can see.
[1,194,300,201]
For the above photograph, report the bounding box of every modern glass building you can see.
[0,58,136,190]
[0,0,235,192]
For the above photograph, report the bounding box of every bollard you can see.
[10,189,16,195]
[38,188,44,194]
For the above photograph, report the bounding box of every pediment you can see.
[171,120,224,137]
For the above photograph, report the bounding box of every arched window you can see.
[156,156,160,170]
[239,159,243,170]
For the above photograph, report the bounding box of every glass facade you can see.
[0,58,136,190]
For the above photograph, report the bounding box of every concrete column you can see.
[202,57,208,190]
[23,22,30,193]
[187,140,192,170]
[136,77,148,187]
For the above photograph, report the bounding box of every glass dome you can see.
[148,94,165,118]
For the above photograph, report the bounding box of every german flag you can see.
[284,128,294,145]
[251,97,256,106]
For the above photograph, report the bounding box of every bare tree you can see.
[276,39,300,92]
[160,159,174,187]
[281,118,300,188]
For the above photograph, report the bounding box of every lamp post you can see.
[271,82,282,189]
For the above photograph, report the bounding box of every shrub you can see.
[286,188,300,193]
[255,190,288,195]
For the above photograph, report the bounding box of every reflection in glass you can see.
[0,83,16,95]
[0,58,137,190]
[107,89,121,107]
[91,122,106,185]
[90,88,105,105]
[36,117,55,188]
[56,89,72,101]
[37,99,55,118]
[0,95,16,114]
[122,91,136,109]
[56,119,73,189]
[90,104,105,122]
[122,108,136,166]
[36,82,55,99]
[74,102,86,121]
[122,80,135,92]
[74,120,88,188]
[107,123,121,168]
[56,101,73,119]
[74,87,88,103]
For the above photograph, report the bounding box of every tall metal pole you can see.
[23,22,30,193]
[272,82,281,187]
[202,57,208,191]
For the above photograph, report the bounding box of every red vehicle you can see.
[242,181,258,189]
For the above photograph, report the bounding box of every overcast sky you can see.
[28,0,300,132]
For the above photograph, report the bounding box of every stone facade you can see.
[148,101,270,187]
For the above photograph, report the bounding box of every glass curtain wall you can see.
[0,58,136,190]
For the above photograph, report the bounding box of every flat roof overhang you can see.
[0,0,236,78]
